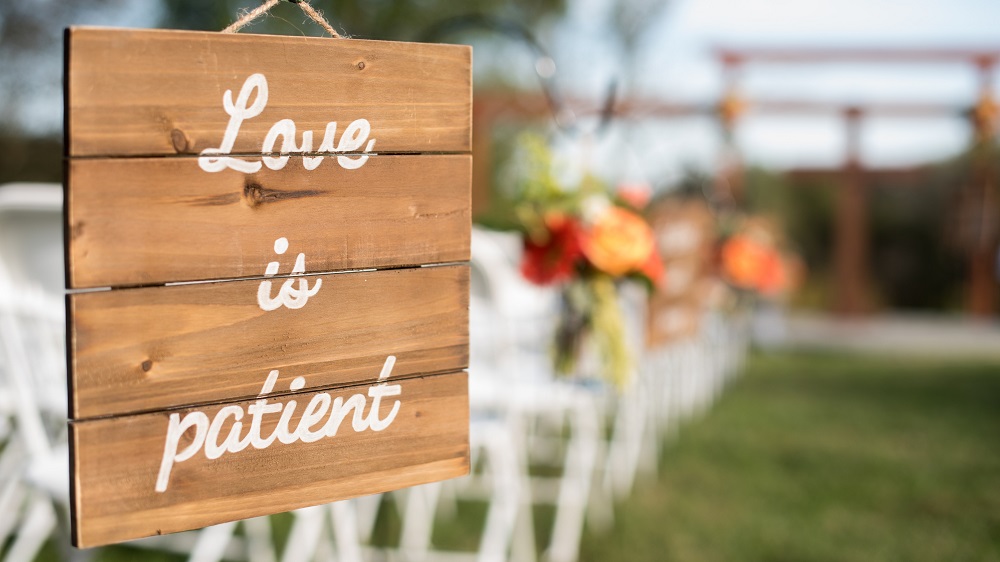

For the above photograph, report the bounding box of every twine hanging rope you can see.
[222,0,341,38]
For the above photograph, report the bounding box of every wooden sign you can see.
[65,27,471,548]
[646,199,716,346]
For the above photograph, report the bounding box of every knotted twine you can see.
[222,0,341,38]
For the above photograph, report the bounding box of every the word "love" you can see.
[198,73,376,174]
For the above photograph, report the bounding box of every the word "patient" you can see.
[155,356,401,492]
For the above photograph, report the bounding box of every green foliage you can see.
[738,157,994,312]
[0,136,62,185]
[157,0,566,41]
[509,132,609,239]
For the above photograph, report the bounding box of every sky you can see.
[6,0,1000,186]
[533,0,1000,184]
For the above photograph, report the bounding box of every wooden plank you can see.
[65,27,471,157]
[71,371,469,548]
[646,198,716,347]
[657,255,707,300]
[66,154,471,288]
[648,200,715,261]
[647,293,702,346]
[69,265,468,419]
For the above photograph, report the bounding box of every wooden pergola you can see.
[714,47,999,317]
[472,47,999,316]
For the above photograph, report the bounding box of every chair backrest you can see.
[0,183,66,457]
[0,183,63,297]
[470,226,558,319]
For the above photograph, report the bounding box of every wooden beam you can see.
[714,47,1000,64]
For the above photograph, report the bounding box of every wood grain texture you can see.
[69,265,468,419]
[71,371,469,548]
[647,292,703,346]
[65,27,471,157]
[656,255,707,300]
[66,154,470,288]
[648,199,716,261]
[646,199,717,346]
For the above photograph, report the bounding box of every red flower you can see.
[521,214,584,285]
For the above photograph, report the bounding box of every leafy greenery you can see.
[157,0,566,41]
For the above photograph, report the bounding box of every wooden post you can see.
[716,54,745,206]
[471,97,494,217]
[966,58,999,316]
[834,107,869,316]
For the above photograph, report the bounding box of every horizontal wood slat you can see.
[65,27,471,157]
[69,265,468,419]
[66,154,471,288]
[656,255,708,300]
[71,371,469,548]
[646,199,716,346]
[648,199,716,261]
[647,293,703,346]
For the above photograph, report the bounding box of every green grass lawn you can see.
[34,351,1000,561]
[578,352,1000,562]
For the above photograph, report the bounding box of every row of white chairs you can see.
[0,183,748,562]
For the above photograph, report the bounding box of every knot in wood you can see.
[170,129,189,153]
[243,180,266,207]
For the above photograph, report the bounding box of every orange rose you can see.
[639,247,665,287]
[580,207,656,276]
[721,235,767,289]
[756,251,785,295]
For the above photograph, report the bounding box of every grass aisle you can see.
[579,352,1000,562]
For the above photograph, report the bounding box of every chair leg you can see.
[398,483,441,562]
[282,506,326,562]
[244,516,276,562]
[477,425,520,562]
[188,521,238,562]
[330,500,365,562]
[546,396,599,562]
[5,495,57,562]
[354,494,384,544]
[0,477,27,548]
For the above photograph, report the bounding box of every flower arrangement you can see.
[719,218,796,298]
[509,135,662,386]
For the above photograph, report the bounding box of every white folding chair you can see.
[465,227,613,562]
[0,183,283,562]
[0,183,69,562]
